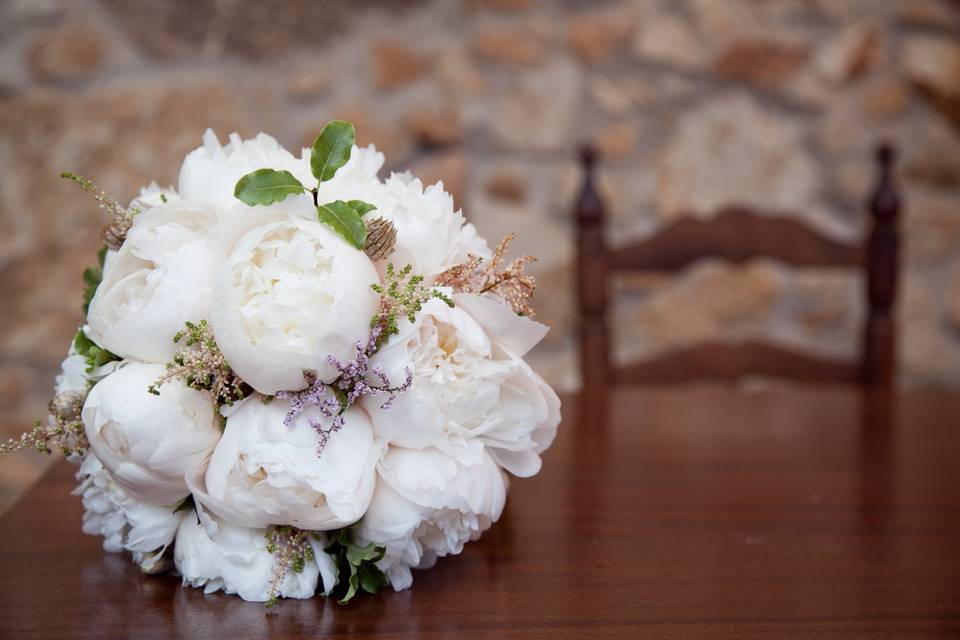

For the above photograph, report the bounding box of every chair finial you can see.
[876,141,895,168]
[869,141,899,225]
[580,145,598,171]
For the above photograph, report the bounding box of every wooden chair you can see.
[574,144,901,391]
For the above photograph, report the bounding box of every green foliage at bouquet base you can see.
[82,246,108,315]
[73,327,119,374]
[323,529,389,604]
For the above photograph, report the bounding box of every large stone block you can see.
[614,260,786,364]
[487,61,582,152]
[902,34,960,127]
[713,38,810,88]
[567,8,634,64]
[27,27,107,82]
[370,40,427,89]
[655,94,821,220]
[633,12,703,69]
[471,22,549,66]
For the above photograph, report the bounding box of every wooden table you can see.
[1,387,959,639]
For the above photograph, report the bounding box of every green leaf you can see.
[81,246,108,315]
[73,329,95,356]
[342,566,360,604]
[73,328,119,374]
[311,120,355,182]
[322,529,388,604]
[317,200,366,249]
[82,266,101,314]
[234,169,306,206]
[345,541,384,565]
[346,200,377,216]
[358,564,389,594]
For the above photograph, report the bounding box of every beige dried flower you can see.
[436,233,537,317]
[0,390,89,458]
[61,171,138,250]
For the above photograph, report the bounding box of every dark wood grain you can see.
[574,144,902,388]
[863,144,901,387]
[575,146,611,393]
[2,387,959,639]
[608,207,863,272]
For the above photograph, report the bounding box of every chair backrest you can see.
[573,144,901,389]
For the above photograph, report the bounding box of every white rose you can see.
[355,447,506,591]
[210,215,380,394]
[173,504,335,602]
[188,397,381,530]
[362,295,560,477]
[86,201,225,363]
[177,130,315,215]
[73,453,186,569]
[370,172,489,281]
[82,362,222,505]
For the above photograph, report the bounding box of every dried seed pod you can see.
[102,215,133,250]
[49,391,85,424]
[363,217,398,261]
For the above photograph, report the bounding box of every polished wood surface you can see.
[615,341,860,385]
[574,144,902,388]
[2,387,959,639]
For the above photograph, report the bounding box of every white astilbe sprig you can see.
[276,324,412,456]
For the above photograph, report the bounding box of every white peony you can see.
[73,453,186,570]
[54,349,88,397]
[355,446,507,591]
[82,362,222,506]
[362,294,560,477]
[178,130,315,215]
[174,504,336,602]
[188,397,381,530]
[369,172,488,281]
[86,201,226,363]
[130,181,179,211]
[49,125,565,603]
[210,214,380,394]
[314,143,387,206]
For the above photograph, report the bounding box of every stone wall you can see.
[1,0,959,507]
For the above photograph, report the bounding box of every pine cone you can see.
[363,217,397,261]
[102,215,132,250]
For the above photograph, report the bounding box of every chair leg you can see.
[574,146,610,394]
[863,143,900,387]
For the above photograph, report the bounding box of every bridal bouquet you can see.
[2,121,560,605]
